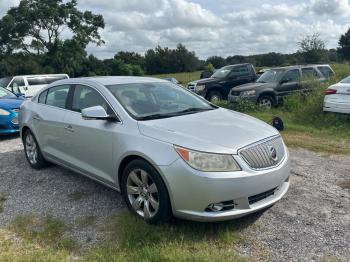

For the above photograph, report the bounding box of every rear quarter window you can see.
[38,90,48,104]
[317,66,334,78]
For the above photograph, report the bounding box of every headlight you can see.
[174,146,241,172]
[195,85,205,92]
[241,90,256,96]
[0,108,10,116]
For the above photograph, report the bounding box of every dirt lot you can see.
[0,134,349,261]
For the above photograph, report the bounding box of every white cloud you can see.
[1,0,350,59]
[310,0,350,16]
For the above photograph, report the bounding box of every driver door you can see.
[276,69,301,98]
[62,84,118,184]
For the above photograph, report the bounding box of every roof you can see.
[9,74,69,78]
[270,64,331,70]
[75,76,167,86]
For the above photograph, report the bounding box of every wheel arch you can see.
[258,91,277,103]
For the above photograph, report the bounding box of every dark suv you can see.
[228,64,335,108]
[188,63,257,102]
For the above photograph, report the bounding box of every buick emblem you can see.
[268,146,278,162]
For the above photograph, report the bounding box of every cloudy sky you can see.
[1,0,350,59]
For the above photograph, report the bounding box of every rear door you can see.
[301,67,322,91]
[32,85,71,161]
[61,84,117,184]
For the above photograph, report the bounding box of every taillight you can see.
[325,89,337,95]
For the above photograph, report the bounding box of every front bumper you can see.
[0,114,19,134]
[159,149,290,222]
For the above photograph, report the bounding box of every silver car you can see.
[19,77,290,223]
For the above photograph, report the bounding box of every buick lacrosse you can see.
[19,77,290,223]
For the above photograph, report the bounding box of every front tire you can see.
[23,130,48,169]
[121,159,171,223]
[258,95,275,109]
[207,91,222,102]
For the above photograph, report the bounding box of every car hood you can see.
[0,98,24,110]
[234,82,277,91]
[138,108,279,154]
[191,77,219,85]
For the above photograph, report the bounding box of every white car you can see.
[324,76,350,114]
[0,74,69,98]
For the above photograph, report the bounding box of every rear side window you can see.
[317,66,334,78]
[27,77,48,86]
[38,90,48,104]
[301,68,319,79]
[46,85,70,109]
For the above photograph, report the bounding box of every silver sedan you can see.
[19,77,290,223]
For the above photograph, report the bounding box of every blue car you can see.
[0,87,24,134]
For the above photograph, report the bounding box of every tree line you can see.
[1,0,350,79]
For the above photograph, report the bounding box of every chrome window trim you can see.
[34,83,123,124]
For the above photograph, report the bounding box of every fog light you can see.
[207,202,224,212]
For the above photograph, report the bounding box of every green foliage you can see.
[204,62,215,71]
[0,0,105,55]
[297,33,327,63]
[338,28,350,61]
[145,44,200,74]
[206,56,226,68]
[83,212,249,262]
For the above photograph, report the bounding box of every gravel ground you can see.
[0,134,349,261]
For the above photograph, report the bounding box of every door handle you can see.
[32,114,41,121]
[64,125,74,133]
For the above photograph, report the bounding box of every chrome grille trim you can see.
[239,136,286,170]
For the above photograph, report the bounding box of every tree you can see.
[114,51,145,69]
[297,33,327,63]
[0,0,105,55]
[206,56,226,68]
[338,28,350,61]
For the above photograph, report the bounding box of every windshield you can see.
[211,66,233,78]
[257,69,286,83]
[0,87,16,99]
[106,82,216,120]
[0,77,12,87]
[340,76,350,84]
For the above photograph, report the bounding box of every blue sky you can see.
[1,0,350,59]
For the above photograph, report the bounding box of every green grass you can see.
[10,215,77,252]
[67,191,88,202]
[1,212,257,262]
[83,212,251,262]
[75,215,96,228]
[0,194,7,213]
[151,71,201,85]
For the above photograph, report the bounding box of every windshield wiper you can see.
[138,108,215,121]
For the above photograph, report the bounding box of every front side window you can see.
[257,69,285,83]
[281,69,300,82]
[106,82,215,120]
[46,85,70,109]
[72,85,109,113]
[211,66,233,78]
[10,77,25,87]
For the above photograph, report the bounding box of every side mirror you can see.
[280,78,290,84]
[15,93,25,98]
[81,106,118,121]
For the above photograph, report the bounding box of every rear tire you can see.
[121,159,171,223]
[207,91,222,102]
[23,130,48,169]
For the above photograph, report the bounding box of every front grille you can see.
[248,187,277,205]
[0,125,7,130]
[239,136,285,170]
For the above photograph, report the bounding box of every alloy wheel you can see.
[126,169,159,219]
[25,133,38,165]
[259,98,272,109]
